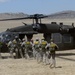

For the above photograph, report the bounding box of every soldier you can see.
[46,39,59,68]
[33,38,40,62]
[13,36,23,59]
[25,40,33,59]
[21,38,26,58]
[8,40,15,58]
[40,39,47,64]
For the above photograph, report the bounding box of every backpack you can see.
[50,43,57,51]
[41,41,47,49]
[25,41,32,49]
[34,41,39,49]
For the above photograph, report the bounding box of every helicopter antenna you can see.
[22,22,27,26]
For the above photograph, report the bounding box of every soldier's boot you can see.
[19,49,24,58]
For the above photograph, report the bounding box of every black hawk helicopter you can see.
[0,14,75,51]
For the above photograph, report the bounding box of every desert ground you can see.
[0,50,75,75]
[0,19,75,75]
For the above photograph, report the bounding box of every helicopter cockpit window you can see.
[52,33,62,43]
[5,34,11,39]
[63,34,71,43]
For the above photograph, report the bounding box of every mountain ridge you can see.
[0,12,28,19]
[48,10,75,19]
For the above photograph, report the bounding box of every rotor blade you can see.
[0,17,29,21]
[0,14,48,21]
[0,16,36,21]
[39,15,48,18]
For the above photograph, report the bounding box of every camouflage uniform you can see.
[21,39,27,58]
[46,39,59,68]
[8,40,15,58]
[25,41,33,59]
[13,37,23,59]
[34,40,40,62]
[40,39,47,63]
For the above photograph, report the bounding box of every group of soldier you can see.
[0,36,59,68]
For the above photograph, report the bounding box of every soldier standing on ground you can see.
[25,40,33,59]
[13,36,23,59]
[21,38,26,58]
[8,40,15,58]
[33,38,40,62]
[40,39,47,64]
[46,39,59,68]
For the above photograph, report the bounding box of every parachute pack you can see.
[50,43,56,48]
[25,41,32,49]
[26,41,30,45]
[34,41,39,49]
[41,41,47,49]
[50,43,57,51]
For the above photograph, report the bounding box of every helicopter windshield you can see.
[0,33,12,43]
[5,34,11,39]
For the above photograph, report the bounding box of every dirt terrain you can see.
[0,50,75,75]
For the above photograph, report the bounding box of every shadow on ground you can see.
[56,53,75,61]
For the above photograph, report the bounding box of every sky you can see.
[0,0,75,15]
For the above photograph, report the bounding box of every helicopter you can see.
[0,14,75,51]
